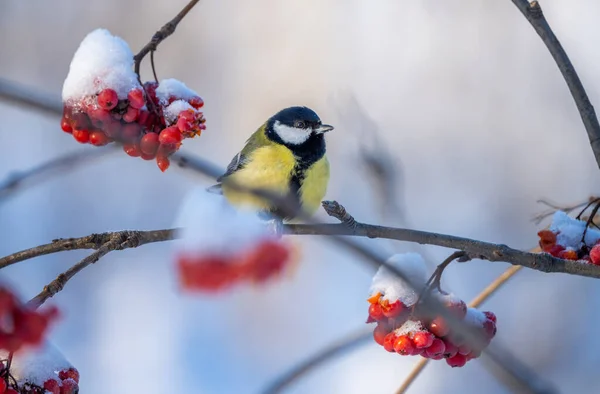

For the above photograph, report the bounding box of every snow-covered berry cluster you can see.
[0,288,58,354]
[0,343,79,393]
[61,28,205,172]
[538,211,600,265]
[367,254,497,367]
[174,188,294,292]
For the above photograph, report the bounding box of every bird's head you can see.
[266,106,334,147]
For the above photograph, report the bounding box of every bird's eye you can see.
[295,121,306,129]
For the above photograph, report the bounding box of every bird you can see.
[208,106,334,221]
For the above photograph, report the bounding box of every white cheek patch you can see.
[273,121,311,145]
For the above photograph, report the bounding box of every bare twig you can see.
[424,251,469,294]
[150,50,159,83]
[0,229,176,269]
[511,0,600,169]
[533,196,598,224]
[26,236,121,309]
[133,0,201,78]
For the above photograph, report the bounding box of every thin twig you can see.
[27,236,122,309]
[150,50,159,83]
[511,0,600,169]
[133,0,201,78]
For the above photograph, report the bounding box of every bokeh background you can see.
[2,0,600,393]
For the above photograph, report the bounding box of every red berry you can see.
[590,244,600,265]
[393,335,415,355]
[373,324,389,346]
[177,115,193,132]
[5,388,17,394]
[121,124,142,142]
[137,110,150,126]
[466,348,482,360]
[558,249,578,260]
[446,353,467,368]
[123,143,141,157]
[128,89,145,109]
[141,152,156,160]
[537,230,557,251]
[59,368,80,383]
[89,131,110,146]
[368,303,385,321]
[424,338,446,358]
[44,379,61,394]
[483,319,496,339]
[483,311,496,323]
[122,106,139,123]
[156,155,170,172]
[0,379,6,393]
[382,300,404,319]
[60,378,79,394]
[442,339,458,358]
[189,96,204,109]
[97,88,118,110]
[103,120,123,139]
[72,129,90,144]
[158,126,183,145]
[140,133,160,155]
[412,331,434,349]
[71,112,90,130]
[61,118,73,133]
[429,317,449,337]
[383,333,397,352]
[545,244,565,257]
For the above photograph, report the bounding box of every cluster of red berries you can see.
[61,81,205,172]
[177,240,291,292]
[0,367,79,394]
[538,230,600,265]
[367,292,497,367]
[0,289,58,353]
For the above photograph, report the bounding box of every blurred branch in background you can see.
[511,0,600,170]
[0,78,62,117]
[262,264,526,394]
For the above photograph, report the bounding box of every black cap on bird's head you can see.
[266,106,334,147]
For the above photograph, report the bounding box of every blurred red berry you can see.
[545,244,565,257]
[393,335,415,355]
[537,230,557,251]
[445,299,467,319]
[123,143,141,157]
[140,133,160,155]
[121,124,142,142]
[429,317,449,337]
[72,129,90,144]
[412,331,434,349]
[373,324,389,346]
[483,319,497,339]
[383,333,397,352]
[483,311,496,323]
[368,303,384,321]
[122,106,139,123]
[159,126,182,145]
[89,131,110,146]
[442,338,458,358]
[0,379,6,393]
[424,338,446,358]
[558,249,578,260]
[97,88,118,110]
[590,244,600,265]
[446,353,467,368]
[61,118,73,133]
[381,300,404,319]
[60,378,79,394]
[127,89,145,109]
[5,388,17,394]
[44,379,61,394]
[189,96,204,109]
[59,368,80,384]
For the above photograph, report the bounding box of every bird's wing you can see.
[206,151,248,194]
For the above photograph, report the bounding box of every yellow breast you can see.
[222,144,297,211]
[299,156,330,216]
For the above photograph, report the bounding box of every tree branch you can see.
[133,0,201,78]
[511,0,600,169]
[0,78,62,116]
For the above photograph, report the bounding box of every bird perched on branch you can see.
[208,106,333,221]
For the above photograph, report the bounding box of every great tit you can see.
[208,106,334,220]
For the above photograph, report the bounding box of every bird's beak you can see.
[314,124,334,134]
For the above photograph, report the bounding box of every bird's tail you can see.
[206,184,223,194]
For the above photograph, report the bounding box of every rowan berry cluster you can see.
[367,253,497,367]
[61,29,205,172]
[538,211,600,265]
